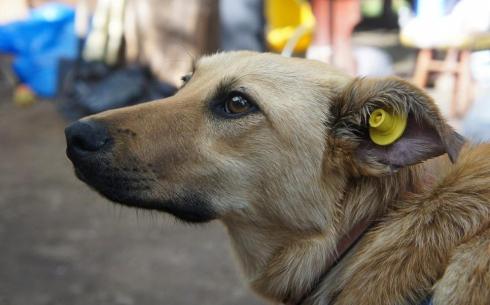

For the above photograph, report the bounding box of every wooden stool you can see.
[413,48,474,118]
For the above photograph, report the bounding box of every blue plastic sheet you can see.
[0,3,77,97]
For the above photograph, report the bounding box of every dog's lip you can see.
[75,172,218,223]
[72,162,218,223]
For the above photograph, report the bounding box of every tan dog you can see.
[65,52,490,305]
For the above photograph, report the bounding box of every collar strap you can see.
[290,219,373,305]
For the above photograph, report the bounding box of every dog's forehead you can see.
[199,51,287,68]
[197,51,333,80]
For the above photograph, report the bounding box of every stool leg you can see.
[447,49,460,118]
[413,49,431,89]
[455,50,474,117]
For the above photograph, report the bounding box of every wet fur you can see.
[70,52,490,305]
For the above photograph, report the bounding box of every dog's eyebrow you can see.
[209,77,240,101]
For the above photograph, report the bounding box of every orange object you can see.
[14,85,36,107]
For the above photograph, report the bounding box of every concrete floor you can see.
[0,101,263,305]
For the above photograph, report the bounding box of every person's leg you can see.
[331,0,361,75]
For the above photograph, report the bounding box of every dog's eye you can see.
[181,74,192,86]
[211,90,258,119]
[181,74,191,82]
[224,94,255,115]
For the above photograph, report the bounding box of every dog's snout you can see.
[65,120,111,154]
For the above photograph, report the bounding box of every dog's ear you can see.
[329,77,465,175]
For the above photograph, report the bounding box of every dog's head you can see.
[65,52,463,226]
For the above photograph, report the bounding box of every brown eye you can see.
[225,94,253,114]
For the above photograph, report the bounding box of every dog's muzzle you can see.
[64,119,218,223]
[64,119,151,205]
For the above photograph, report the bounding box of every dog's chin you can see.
[74,168,218,223]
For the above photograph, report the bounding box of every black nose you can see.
[65,120,111,153]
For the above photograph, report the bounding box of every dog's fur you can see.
[67,52,490,305]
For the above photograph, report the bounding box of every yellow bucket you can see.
[265,0,315,53]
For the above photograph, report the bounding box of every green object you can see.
[361,0,383,18]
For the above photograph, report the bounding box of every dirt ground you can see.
[0,100,263,305]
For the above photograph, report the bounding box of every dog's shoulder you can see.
[330,143,490,305]
[433,143,490,200]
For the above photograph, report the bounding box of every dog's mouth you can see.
[71,153,154,200]
[68,153,218,223]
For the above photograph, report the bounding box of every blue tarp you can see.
[0,3,77,97]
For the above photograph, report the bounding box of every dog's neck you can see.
[222,164,426,303]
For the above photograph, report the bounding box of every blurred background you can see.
[0,0,489,304]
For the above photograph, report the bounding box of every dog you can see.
[65,51,490,305]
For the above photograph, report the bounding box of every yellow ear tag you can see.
[368,109,407,146]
